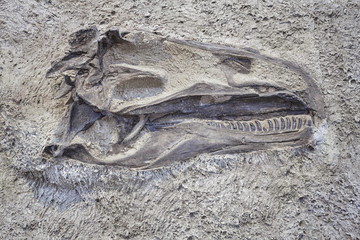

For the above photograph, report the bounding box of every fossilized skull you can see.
[44,26,324,170]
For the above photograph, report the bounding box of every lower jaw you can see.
[59,114,314,169]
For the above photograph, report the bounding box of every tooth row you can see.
[206,115,312,133]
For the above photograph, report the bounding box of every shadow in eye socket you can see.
[114,76,164,101]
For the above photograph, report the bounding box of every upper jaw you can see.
[126,85,309,120]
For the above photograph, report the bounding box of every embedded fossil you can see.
[44,27,324,170]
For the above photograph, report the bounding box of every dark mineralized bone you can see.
[298,118,303,129]
[292,117,297,130]
[43,27,325,169]
[281,118,286,130]
[237,122,243,131]
[255,121,262,131]
[243,122,250,132]
[274,119,280,131]
[267,120,274,132]
[286,117,291,130]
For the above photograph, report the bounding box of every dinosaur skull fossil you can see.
[44,27,325,169]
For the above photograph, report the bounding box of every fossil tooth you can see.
[298,118,302,129]
[255,120,262,131]
[286,117,291,130]
[292,117,297,130]
[267,120,274,132]
[243,122,250,132]
[274,119,280,131]
[237,122,243,131]
[250,122,256,132]
[281,118,286,130]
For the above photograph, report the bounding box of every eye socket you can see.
[222,57,251,74]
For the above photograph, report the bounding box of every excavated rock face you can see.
[44,27,324,169]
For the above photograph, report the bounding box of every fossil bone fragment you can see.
[44,27,325,169]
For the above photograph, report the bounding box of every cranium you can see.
[44,27,324,170]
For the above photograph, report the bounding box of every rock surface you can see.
[1,0,359,239]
